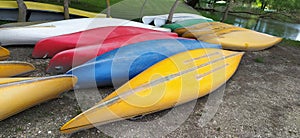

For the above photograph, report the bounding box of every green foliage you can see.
[280,39,300,47]
[254,57,264,63]
[252,0,300,13]
[0,20,13,25]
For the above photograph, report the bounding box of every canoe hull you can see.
[46,32,179,74]
[60,49,243,133]
[0,61,35,77]
[142,13,212,26]
[0,75,77,121]
[176,22,282,51]
[0,46,10,61]
[67,39,221,88]
[162,19,214,31]
[0,18,170,46]
[0,1,105,21]
[0,9,83,21]
[32,26,177,58]
[0,78,33,85]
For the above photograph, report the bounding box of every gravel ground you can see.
[0,43,299,137]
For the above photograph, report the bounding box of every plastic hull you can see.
[0,61,35,77]
[175,22,282,51]
[142,13,211,26]
[60,49,243,133]
[0,1,105,21]
[0,47,10,61]
[162,19,213,31]
[67,39,221,88]
[32,26,177,58]
[46,32,179,74]
[0,75,77,121]
[0,18,170,46]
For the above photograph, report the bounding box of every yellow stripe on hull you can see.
[175,22,282,51]
[0,1,106,18]
[0,46,10,60]
[0,61,35,77]
[60,49,244,133]
[0,75,77,121]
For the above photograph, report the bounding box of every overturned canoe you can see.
[174,22,234,35]
[32,26,177,58]
[142,13,212,26]
[60,49,243,133]
[176,22,282,51]
[66,39,221,88]
[0,78,33,84]
[0,46,10,61]
[0,1,105,21]
[0,75,77,121]
[0,18,170,46]
[162,18,214,31]
[0,21,47,28]
[0,61,35,77]
[46,33,179,74]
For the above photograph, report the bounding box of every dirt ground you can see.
[0,43,299,137]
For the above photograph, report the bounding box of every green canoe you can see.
[163,18,214,31]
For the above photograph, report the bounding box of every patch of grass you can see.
[254,57,264,63]
[279,38,300,47]
[15,127,24,132]
[0,20,13,25]
[75,108,82,114]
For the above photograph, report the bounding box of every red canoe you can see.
[32,26,176,58]
[46,32,179,74]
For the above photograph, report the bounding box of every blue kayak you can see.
[67,39,221,89]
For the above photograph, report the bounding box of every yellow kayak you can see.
[0,1,106,18]
[0,75,77,121]
[175,22,282,51]
[0,46,10,60]
[60,49,244,133]
[0,61,35,77]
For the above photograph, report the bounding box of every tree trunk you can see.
[186,0,199,8]
[17,0,27,22]
[106,0,111,18]
[167,0,180,24]
[63,0,70,19]
[221,0,232,22]
[260,1,268,10]
[139,0,148,20]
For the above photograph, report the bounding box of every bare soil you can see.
[0,43,299,137]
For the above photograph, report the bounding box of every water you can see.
[233,16,300,41]
[200,12,300,41]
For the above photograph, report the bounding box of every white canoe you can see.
[142,13,212,26]
[0,18,171,46]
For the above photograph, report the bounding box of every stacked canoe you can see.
[172,22,282,51]
[0,49,76,121]
[0,11,283,134]
[0,1,106,21]
[0,46,10,61]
